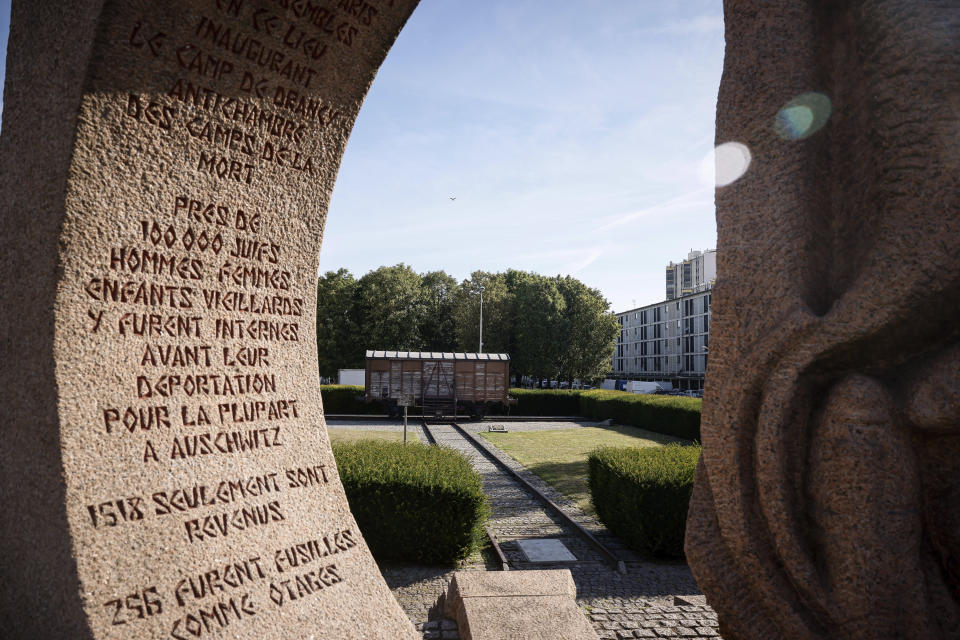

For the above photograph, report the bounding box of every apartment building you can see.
[612,289,713,391]
[665,249,716,300]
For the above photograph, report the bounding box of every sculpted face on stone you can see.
[0,1,421,638]
[686,1,960,639]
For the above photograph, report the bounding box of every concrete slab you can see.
[517,538,578,562]
[674,594,708,607]
[439,570,599,640]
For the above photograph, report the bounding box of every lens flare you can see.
[710,142,752,187]
[775,92,832,140]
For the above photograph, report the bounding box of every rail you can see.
[484,526,510,571]
[449,422,627,574]
[420,420,438,446]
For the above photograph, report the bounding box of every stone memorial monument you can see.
[438,570,600,640]
[687,1,960,639]
[0,1,422,638]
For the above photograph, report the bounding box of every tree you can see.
[418,270,459,351]
[316,265,618,386]
[507,271,567,383]
[453,271,512,354]
[352,264,424,353]
[555,275,619,383]
[316,268,359,378]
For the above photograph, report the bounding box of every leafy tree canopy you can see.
[316,265,617,383]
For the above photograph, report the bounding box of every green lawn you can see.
[327,428,408,444]
[480,426,687,515]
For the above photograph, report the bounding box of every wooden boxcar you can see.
[365,351,512,418]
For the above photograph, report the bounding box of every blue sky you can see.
[325,1,725,311]
[0,1,724,312]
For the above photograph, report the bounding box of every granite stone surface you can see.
[686,1,960,638]
[440,570,599,640]
[0,1,421,638]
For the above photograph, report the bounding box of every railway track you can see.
[420,421,625,574]
[419,420,438,445]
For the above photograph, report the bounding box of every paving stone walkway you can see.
[329,419,722,639]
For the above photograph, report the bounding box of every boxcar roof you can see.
[365,350,510,361]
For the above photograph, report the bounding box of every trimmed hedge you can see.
[506,388,701,441]
[320,385,381,414]
[508,389,583,416]
[332,440,489,564]
[579,390,701,441]
[321,384,702,441]
[588,443,701,558]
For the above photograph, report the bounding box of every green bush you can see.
[322,385,702,442]
[332,440,489,564]
[507,388,584,416]
[579,390,701,441]
[588,443,701,558]
[320,385,381,414]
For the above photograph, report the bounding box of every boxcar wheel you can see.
[472,403,488,421]
[385,401,401,419]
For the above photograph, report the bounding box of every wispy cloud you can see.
[593,189,713,233]
[569,247,606,274]
[645,14,724,36]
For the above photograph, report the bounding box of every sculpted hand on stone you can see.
[686,1,960,638]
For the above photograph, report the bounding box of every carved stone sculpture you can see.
[686,1,960,638]
[0,1,421,637]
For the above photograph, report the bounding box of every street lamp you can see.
[478,284,484,353]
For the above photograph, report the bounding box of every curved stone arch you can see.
[0,1,421,637]
[2,1,957,638]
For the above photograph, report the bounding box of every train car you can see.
[365,351,512,418]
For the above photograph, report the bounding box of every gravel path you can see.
[329,418,722,639]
